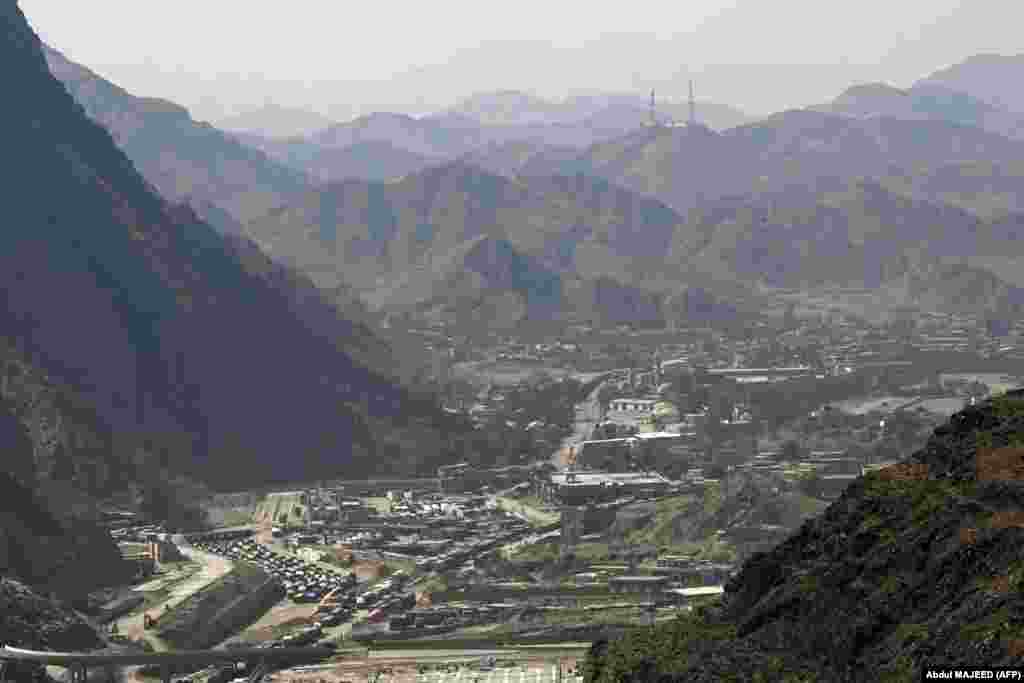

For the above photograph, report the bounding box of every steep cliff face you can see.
[585,391,1024,681]
[0,343,133,600]
[1,1,451,492]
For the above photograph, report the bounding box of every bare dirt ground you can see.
[266,654,583,683]
[226,600,318,644]
[116,547,233,647]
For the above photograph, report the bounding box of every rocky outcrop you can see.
[0,578,103,651]
[585,391,1024,681]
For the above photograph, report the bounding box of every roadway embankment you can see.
[154,563,282,650]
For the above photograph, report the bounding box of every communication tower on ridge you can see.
[688,80,697,126]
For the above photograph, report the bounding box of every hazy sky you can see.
[20,0,1023,123]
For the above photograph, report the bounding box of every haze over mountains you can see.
[42,44,309,229]
[39,26,1024,334]
[217,103,337,139]
[3,2,460,507]
[12,0,1024,668]
[921,54,1024,114]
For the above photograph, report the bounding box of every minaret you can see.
[688,80,697,126]
[649,89,657,127]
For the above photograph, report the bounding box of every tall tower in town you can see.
[649,89,657,127]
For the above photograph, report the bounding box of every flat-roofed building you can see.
[669,585,724,604]
[609,398,659,415]
[544,471,671,505]
[575,438,634,471]
[608,575,669,598]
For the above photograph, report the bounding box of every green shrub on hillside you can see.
[989,395,1024,419]
[893,623,929,643]
[582,612,737,682]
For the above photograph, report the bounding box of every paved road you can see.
[551,381,606,468]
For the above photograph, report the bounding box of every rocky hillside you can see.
[2,2,456,492]
[243,161,742,329]
[542,110,1024,216]
[584,391,1024,681]
[1,578,104,651]
[672,178,1024,313]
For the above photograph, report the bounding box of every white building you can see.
[609,398,659,415]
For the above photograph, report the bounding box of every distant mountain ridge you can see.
[447,89,753,130]
[812,82,1024,140]
[536,110,1024,215]
[217,103,336,138]
[920,54,1024,114]
[42,44,309,225]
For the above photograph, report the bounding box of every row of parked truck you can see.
[191,537,355,604]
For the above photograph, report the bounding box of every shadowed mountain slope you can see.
[3,2,453,493]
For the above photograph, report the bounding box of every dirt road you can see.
[116,545,234,647]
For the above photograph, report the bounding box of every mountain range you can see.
[445,89,753,129]
[812,82,1024,141]
[921,54,1024,114]
[4,2,457,504]
[242,161,743,329]
[217,103,336,138]
[42,45,309,227]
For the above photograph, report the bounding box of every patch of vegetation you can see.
[582,612,737,683]
[573,543,612,562]
[861,473,974,518]
[960,607,1016,642]
[877,527,900,547]
[704,483,723,517]
[879,654,916,683]
[798,573,820,594]
[1008,562,1024,591]
[989,395,1024,419]
[512,542,559,563]
[796,494,829,518]
[879,574,903,595]
[976,430,996,450]
[859,513,886,532]
[625,495,696,547]
[418,575,448,594]
[893,623,929,642]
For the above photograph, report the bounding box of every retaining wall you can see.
[156,564,279,650]
[189,577,284,649]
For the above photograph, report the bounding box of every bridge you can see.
[0,644,335,683]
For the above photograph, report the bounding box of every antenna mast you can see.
[688,80,697,126]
